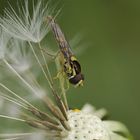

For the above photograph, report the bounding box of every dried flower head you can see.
[0,1,133,140]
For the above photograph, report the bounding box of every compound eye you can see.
[72,60,81,74]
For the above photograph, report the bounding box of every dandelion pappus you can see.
[47,16,84,87]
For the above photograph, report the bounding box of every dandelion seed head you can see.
[0,0,57,42]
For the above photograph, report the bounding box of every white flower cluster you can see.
[63,110,109,140]
[59,104,132,140]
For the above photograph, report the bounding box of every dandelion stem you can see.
[38,42,53,84]
[25,70,42,89]
[0,93,28,110]
[1,137,21,140]
[23,70,63,125]
[0,132,35,138]
[0,115,25,122]
[28,106,59,125]
[2,57,67,126]
[28,42,53,88]
[0,83,58,126]
[0,83,38,111]
[0,133,42,140]
[29,42,68,120]
[3,58,67,127]
[3,59,44,99]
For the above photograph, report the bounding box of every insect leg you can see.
[40,48,61,60]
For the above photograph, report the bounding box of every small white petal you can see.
[110,132,129,140]
[81,103,96,114]
[103,121,130,138]
[82,103,108,119]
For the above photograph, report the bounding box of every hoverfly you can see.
[47,16,84,86]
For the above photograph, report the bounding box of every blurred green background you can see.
[0,0,140,139]
[61,0,140,140]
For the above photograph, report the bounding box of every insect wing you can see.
[48,17,73,60]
